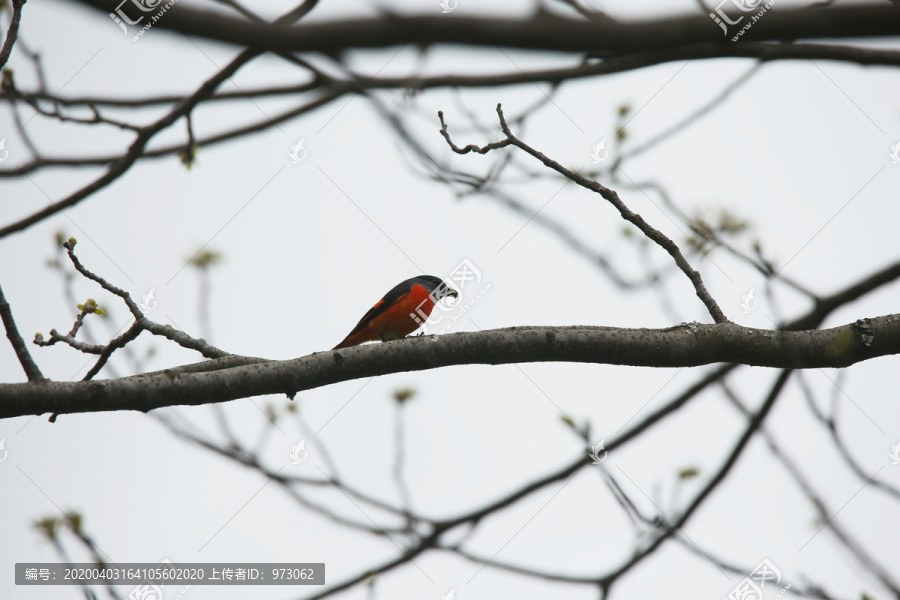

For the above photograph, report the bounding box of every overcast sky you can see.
[1,1,900,599]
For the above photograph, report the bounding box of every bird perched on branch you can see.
[333,275,459,349]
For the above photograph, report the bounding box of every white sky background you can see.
[1,0,900,598]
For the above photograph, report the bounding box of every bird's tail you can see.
[333,331,367,350]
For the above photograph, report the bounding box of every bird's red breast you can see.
[333,283,436,349]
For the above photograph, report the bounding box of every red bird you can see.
[333,275,459,349]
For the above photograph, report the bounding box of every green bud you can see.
[0,68,14,91]
[65,512,83,532]
[393,387,416,403]
[178,144,199,170]
[33,517,59,541]
[678,466,700,479]
[188,249,222,269]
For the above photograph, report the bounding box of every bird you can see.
[333,275,459,349]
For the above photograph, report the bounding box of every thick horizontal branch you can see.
[2,316,899,420]
[2,42,898,115]
[69,2,900,54]
[2,43,897,181]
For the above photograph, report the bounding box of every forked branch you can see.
[439,104,729,323]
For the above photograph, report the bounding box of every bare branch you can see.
[795,373,900,502]
[0,0,321,238]
[597,369,793,592]
[723,379,900,594]
[4,315,900,419]
[0,281,44,381]
[33,239,231,383]
[2,42,898,115]
[440,105,729,323]
[35,328,104,354]
[0,0,25,70]
[81,322,143,381]
[65,3,900,55]
[3,43,899,183]
[611,62,763,168]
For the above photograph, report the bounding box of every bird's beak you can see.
[432,284,458,301]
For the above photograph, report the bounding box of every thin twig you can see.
[82,322,143,381]
[722,378,900,595]
[0,0,25,70]
[439,104,729,323]
[0,0,322,238]
[0,281,45,381]
[596,369,793,592]
[795,373,900,502]
[34,239,231,383]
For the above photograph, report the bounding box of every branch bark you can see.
[0,0,26,70]
[68,2,900,54]
[439,104,729,323]
[0,0,320,239]
[2,316,899,419]
[0,282,44,382]
[2,43,898,115]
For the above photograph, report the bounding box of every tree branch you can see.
[32,239,231,383]
[0,0,25,70]
[67,2,900,54]
[2,43,898,115]
[598,369,793,592]
[2,316,900,419]
[0,0,321,239]
[440,104,729,323]
[0,281,45,381]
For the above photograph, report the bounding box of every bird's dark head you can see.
[418,275,459,301]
